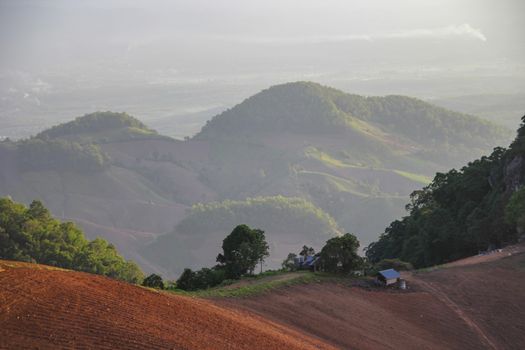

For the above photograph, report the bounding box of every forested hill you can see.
[0,83,515,276]
[195,82,510,150]
[36,111,168,144]
[0,112,169,173]
[366,116,525,268]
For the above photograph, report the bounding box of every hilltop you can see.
[0,83,514,276]
[196,82,509,158]
[36,111,167,143]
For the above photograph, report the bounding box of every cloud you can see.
[383,24,487,42]
[228,24,487,44]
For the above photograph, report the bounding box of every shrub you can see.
[374,258,413,272]
[176,267,226,291]
[142,274,164,289]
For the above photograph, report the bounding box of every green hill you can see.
[142,196,341,273]
[36,111,167,144]
[196,82,509,151]
[0,82,514,277]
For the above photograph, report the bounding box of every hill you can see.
[141,196,341,272]
[0,82,514,276]
[196,82,509,162]
[36,111,167,144]
[219,244,525,350]
[0,260,333,350]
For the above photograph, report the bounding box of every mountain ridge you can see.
[0,82,514,276]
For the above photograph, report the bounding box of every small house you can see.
[377,268,400,286]
[294,255,320,272]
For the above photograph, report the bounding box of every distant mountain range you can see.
[0,82,513,276]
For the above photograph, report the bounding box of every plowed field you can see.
[0,260,334,350]
[219,245,525,350]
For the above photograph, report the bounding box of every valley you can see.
[0,82,513,276]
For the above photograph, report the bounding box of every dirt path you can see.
[403,244,525,350]
[408,276,497,350]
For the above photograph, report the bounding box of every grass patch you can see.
[0,260,67,272]
[305,147,431,186]
[298,170,370,197]
[305,147,357,168]
[393,170,432,184]
[169,271,326,298]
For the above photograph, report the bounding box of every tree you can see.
[216,224,269,279]
[0,197,144,283]
[281,253,297,271]
[175,267,226,291]
[374,258,413,272]
[320,233,362,273]
[505,187,525,232]
[176,268,196,291]
[299,245,315,258]
[142,274,164,289]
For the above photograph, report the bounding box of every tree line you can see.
[0,197,144,283]
[366,116,525,268]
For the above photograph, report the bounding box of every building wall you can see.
[386,278,397,285]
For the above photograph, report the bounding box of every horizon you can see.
[1,0,524,139]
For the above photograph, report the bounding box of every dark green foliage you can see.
[281,253,298,272]
[195,82,351,138]
[366,120,525,268]
[0,197,144,283]
[142,274,164,289]
[339,94,508,149]
[374,259,413,272]
[299,245,315,258]
[36,111,153,139]
[509,115,525,155]
[176,268,196,291]
[505,187,525,232]
[217,224,270,279]
[16,138,109,172]
[177,196,340,240]
[319,233,362,273]
[176,267,226,291]
[175,224,269,290]
[195,82,510,152]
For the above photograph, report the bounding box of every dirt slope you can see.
[0,260,334,350]
[409,247,525,349]
[220,247,525,350]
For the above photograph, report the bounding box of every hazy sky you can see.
[1,0,524,139]
[1,0,523,74]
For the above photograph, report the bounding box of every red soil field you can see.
[411,247,525,349]
[2,246,524,349]
[220,246,525,350]
[0,260,334,350]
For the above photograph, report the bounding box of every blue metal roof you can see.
[378,269,400,279]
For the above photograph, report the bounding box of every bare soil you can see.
[0,260,334,350]
[3,245,524,349]
[219,246,525,350]
[409,248,525,349]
